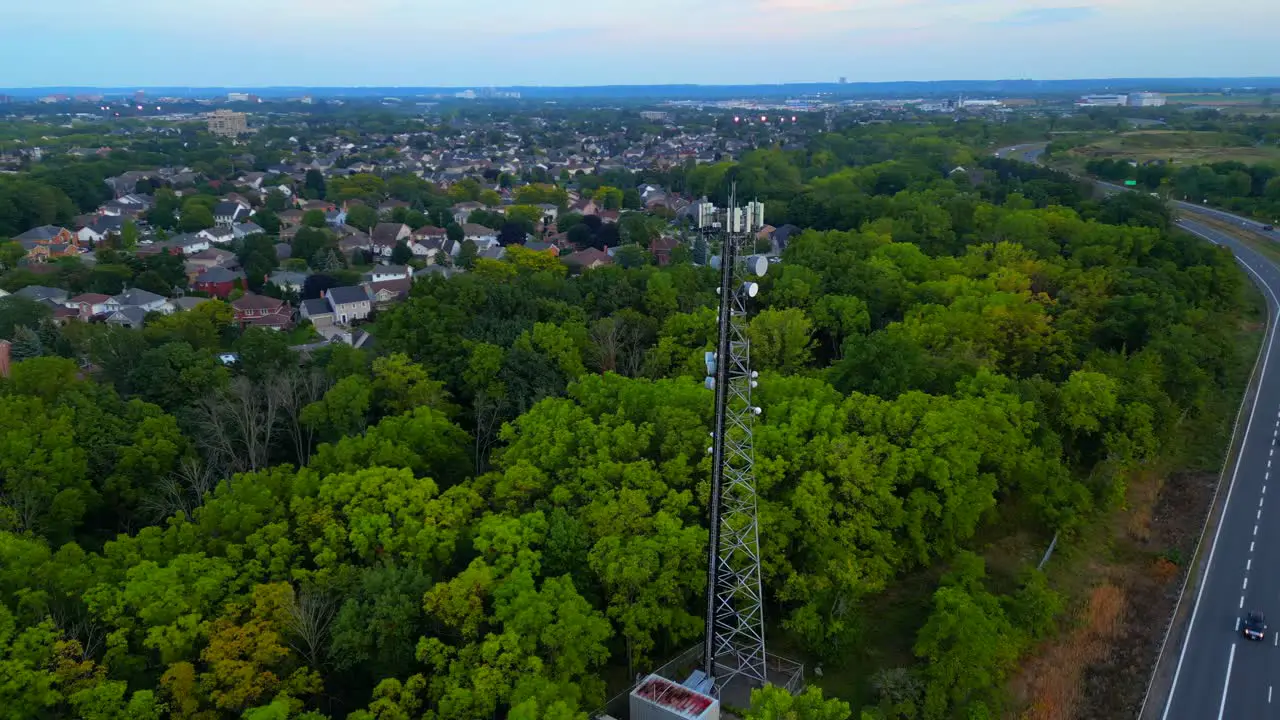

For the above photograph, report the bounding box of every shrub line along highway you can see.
[994,143,1280,719]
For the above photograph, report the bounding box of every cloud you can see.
[992,6,1096,25]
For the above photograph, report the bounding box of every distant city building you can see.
[456,89,477,100]
[206,109,248,137]
[39,94,69,104]
[1128,91,1167,107]
[133,90,145,103]
[227,92,251,102]
[1077,94,1129,107]
[959,98,1002,108]
[301,95,314,105]
[640,111,669,122]
[839,76,848,84]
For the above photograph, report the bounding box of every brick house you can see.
[231,293,294,330]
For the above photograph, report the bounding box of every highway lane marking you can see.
[1159,223,1280,720]
[1244,578,1249,590]
[1218,643,1236,720]
[1248,559,1252,571]
[1236,617,1241,631]
[1271,685,1274,704]
[1251,541,1255,552]
[1259,510,1263,520]
[1255,525,1259,535]
[1241,596,1245,608]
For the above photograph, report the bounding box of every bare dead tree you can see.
[589,316,621,374]
[271,369,330,466]
[473,389,509,476]
[617,316,651,378]
[286,585,336,670]
[193,377,282,476]
[141,456,218,522]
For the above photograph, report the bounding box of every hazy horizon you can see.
[7,0,1279,87]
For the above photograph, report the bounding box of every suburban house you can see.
[461,223,498,248]
[650,236,680,266]
[451,201,486,225]
[168,296,211,312]
[78,216,125,245]
[277,210,305,227]
[105,288,170,315]
[523,241,559,256]
[65,293,112,320]
[185,247,238,275]
[105,306,149,329]
[562,247,613,271]
[233,222,266,239]
[14,225,81,262]
[268,270,310,293]
[299,298,334,325]
[141,233,211,257]
[363,265,412,284]
[198,226,236,245]
[324,209,348,227]
[192,267,245,298]
[371,223,411,258]
[363,278,411,308]
[479,245,507,261]
[324,286,372,325]
[16,285,70,304]
[214,201,250,227]
[231,293,294,330]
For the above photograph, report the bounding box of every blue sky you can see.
[5,0,1278,87]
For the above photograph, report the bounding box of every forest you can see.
[0,121,1259,720]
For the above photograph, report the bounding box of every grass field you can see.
[1061,130,1280,167]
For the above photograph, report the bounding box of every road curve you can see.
[1156,218,1280,720]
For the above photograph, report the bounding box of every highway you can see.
[992,143,1280,717]
[1158,217,1280,720]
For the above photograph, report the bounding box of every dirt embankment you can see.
[1008,469,1218,720]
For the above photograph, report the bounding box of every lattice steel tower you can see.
[702,187,769,690]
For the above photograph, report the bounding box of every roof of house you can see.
[364,278,412,300]
[68,293,111,305]
[326,286,370,306]
[269,270,310,285]
[562,247,613,267]
[16,285,69,302]
[195,267,245,284]
[524,241,556,252]
[371,223,408,245]
[232,293,287,312]
[300,298,332,317]
[106,306,148,326]
[461,223,495,236]
[113,288,167,306]
[237,221,265,235]
[411,225,447,238]
[170,296,210,311]
[213,199,243,217]
[15,225,67,241]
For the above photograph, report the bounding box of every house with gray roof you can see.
[324,286,372,324]
[16,285,70,304]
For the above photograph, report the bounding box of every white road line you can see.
[1270,685,1273,703]
[1160,228,1280,720]
[1262,497,1266,507]
[1248,559,1252,571]
[1254,525,1259,535]
[1241,596,1246,608]
[1236,617,1241,630]
[1244,578,1249,590]
[1251,541,1256,552]
[1219,643,1237,719]
[1258,510,1263,520]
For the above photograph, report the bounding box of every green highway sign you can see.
[1124,180,1138,186]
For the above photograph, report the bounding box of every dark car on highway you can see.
[1243,611,1268,641]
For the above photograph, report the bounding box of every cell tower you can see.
[702,186,769,690]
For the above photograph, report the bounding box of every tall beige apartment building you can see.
[206,109,248,137]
